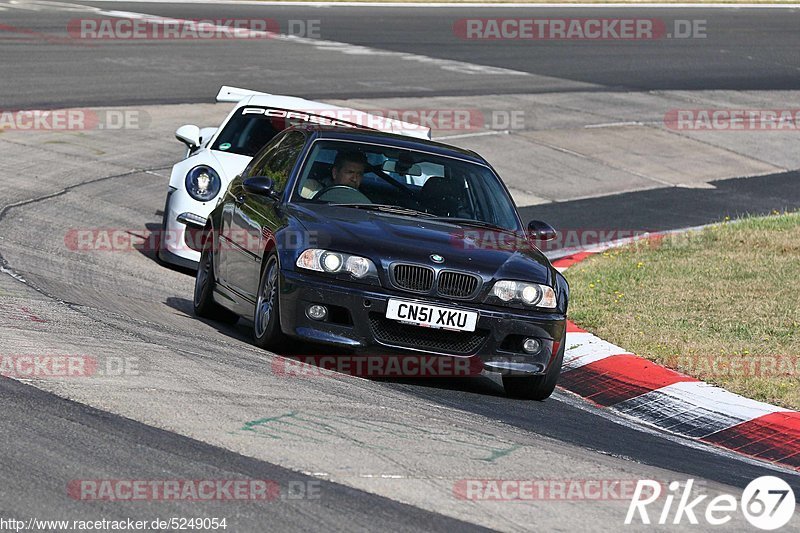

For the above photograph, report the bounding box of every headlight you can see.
[490,280,557,309]
[185,165,221,202]
[296,249,377,280]
[321,252,343,273]
[345,256,371,278]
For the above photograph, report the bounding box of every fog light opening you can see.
[306,304,328,321]
[522,338,542,354]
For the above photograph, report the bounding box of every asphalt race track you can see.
[1,1,800,531]
[2,2,800,108]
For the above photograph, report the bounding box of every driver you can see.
[301,150,368,198]
[331,150,367,188]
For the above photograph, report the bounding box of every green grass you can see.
[566,211,800,410]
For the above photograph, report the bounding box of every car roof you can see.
[289,125,488,166]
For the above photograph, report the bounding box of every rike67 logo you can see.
[626,477,795,530]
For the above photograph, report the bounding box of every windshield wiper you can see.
[428,217,510,232]
[332,204,437,218]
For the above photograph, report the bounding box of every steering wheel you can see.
[313,185,373,204]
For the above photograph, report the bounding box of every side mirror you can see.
[243,176,280,201]
[527,220,557,241]
[175,124,201,150]
[198,127,218,146]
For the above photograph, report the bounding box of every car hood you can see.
[207,149,252,181]
[288,204,552,285]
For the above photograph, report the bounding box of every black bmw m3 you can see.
[193,125,569,400]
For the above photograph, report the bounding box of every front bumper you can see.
[159,192,209,268]
[280,269,566,376]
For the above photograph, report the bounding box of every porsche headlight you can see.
[185,165,221,202]
[297,249,376,280]
[490,280,557,309]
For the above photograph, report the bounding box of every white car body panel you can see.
[159,87,431,269]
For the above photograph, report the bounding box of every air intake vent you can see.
[391,264,434,293]
[369,314,487,355]
[437,271,481,299]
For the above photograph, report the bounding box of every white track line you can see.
[95,8,531,77]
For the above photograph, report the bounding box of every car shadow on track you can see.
[274,341,510,397]
[134,221,196,276]
[167,293,510,398]
[376,375,507,397]
[273,351,509,398]
[164,296,253,345]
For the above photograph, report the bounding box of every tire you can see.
[193,235,239,324]
[503,333,565,401]
[253,252,287,351]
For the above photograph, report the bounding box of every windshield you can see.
[212,107,363,157]
[293,140,521,231]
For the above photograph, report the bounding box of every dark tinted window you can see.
[251,131,306,193]
[295,140,520,230]
[211,107,291,157]
[212,106,365,157]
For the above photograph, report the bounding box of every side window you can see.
[243,143,277,180]
[253,131,306,193]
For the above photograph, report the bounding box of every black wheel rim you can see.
[255,259,278,338]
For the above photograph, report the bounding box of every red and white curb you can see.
[552,251,800,472]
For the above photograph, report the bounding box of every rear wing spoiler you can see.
[215,86,432,140]
[216,86,269,103]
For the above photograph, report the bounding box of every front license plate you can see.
[385,299,478,332]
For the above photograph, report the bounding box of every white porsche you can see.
[159,86,431,269]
